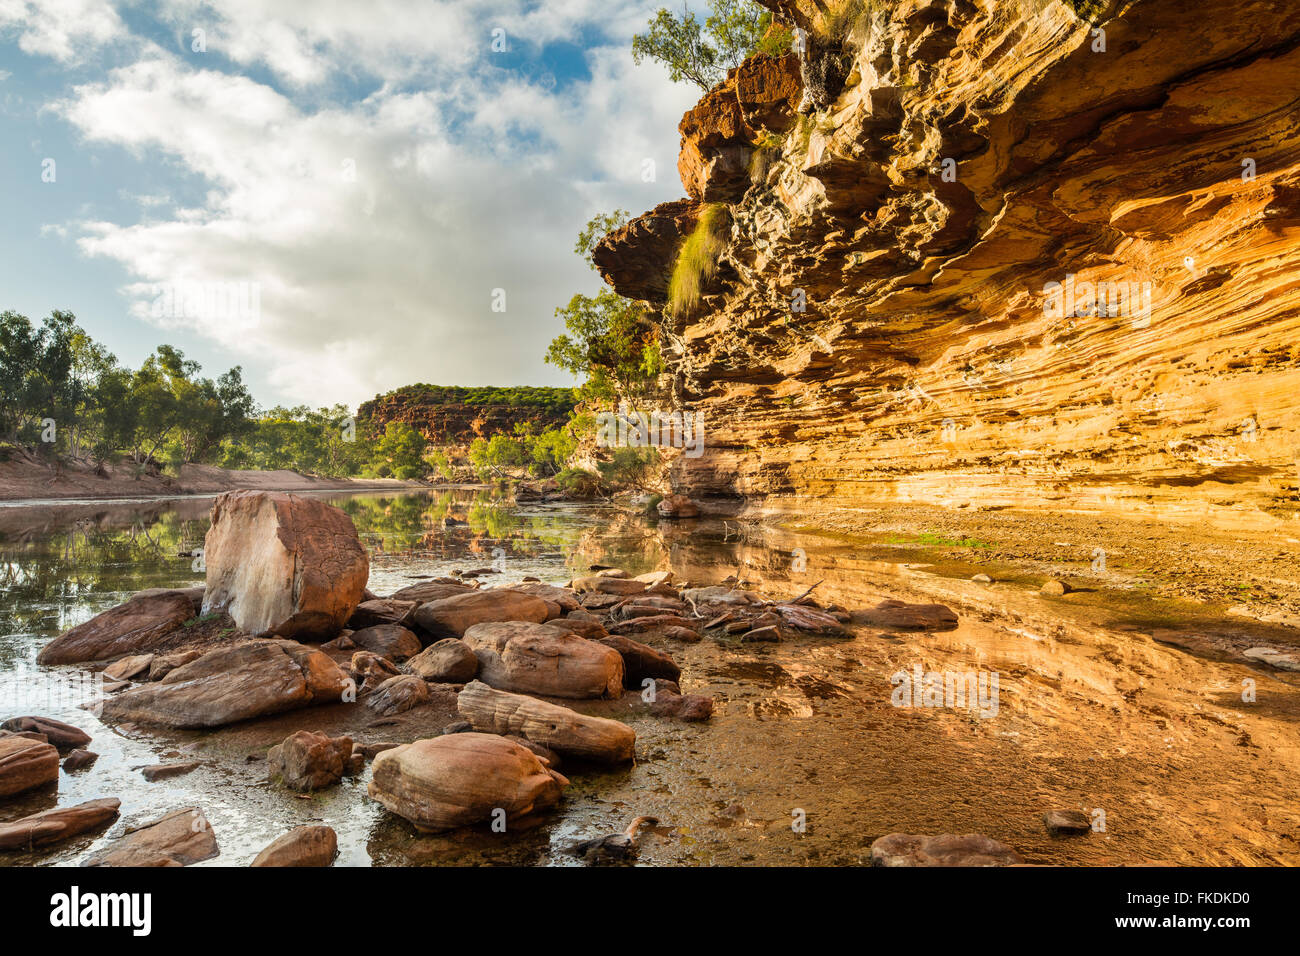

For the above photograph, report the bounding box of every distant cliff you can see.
[358,385,577,445]
[595,0,1300,529]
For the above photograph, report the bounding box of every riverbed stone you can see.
[62,749,98,772]
[870,832,1024,867]
[84,807,218,867]
[852,600,959,631]
[0,736,60,798]
[36,589,196,665]
[464,621,625,699]
[412,589,551,641]
[1,716,91,752]
[458,681,636,763]
[148,649,203,681]
[201,490,369,640]
[387,580,475,603]
[366,675,430,716]
[367,733,568,833]
[597,635,681,687]
[0,798,121,850]
[104,654,154,681]
[268,730,353,791]
[140,761,202,782]
[406,638,479,682]
[348,624,422,662]
[1043,809,1093,836]
[250,825,337,867]
[572,575,648,596]
[99,639,351,729]
[347,598,419,629]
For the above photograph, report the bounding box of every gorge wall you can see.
[595,0,1300,531]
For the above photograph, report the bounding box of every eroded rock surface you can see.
[201,491,369,639]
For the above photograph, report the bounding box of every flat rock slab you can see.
[36,590,195,665]
[387,580,475,603]
[1243,647,1300,671]
[99,639,350,729]
[347,599,419,629]
[572,576,648,596]
[367,733,568,833]
[0,736,60,797]
[0,798,121,851]
[870,833,1023,867]
[140,761,202,782]
[349,624,422,662]
[84,807,219,867]
[464,621,624,699]
[1,716,91,751]
[1044,809,1093,836]
[458,680,636,763]
[503,582,581,612]
[852,600,959,632]
[201,490,369,640]
[413,589,550,640]
[250,825,337,867]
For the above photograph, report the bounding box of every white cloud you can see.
[0,0,126,62]
[49,18,698,408]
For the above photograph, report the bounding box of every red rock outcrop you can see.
[598,0,1300,530]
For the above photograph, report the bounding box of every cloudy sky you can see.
[0,0,698,409]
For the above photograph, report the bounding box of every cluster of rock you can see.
[12,489,1021,864]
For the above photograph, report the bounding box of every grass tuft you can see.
[667,205,728,318]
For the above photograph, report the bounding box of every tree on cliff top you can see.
[546,210,663,402]
[632,0,792,91]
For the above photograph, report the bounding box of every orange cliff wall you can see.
[594,0,1300,531]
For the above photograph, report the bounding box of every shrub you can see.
[555,467,605,498]
[667,205,729,318]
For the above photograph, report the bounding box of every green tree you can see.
[373,421,427,478]
[632,1,790,91]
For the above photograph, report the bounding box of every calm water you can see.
[2,490,1298,866]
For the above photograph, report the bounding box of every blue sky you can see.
[0,1,699,410]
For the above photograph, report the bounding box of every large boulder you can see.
[869,833,1024,867]
[412,590,550,641]
[0,798,121,850]
[84,807,218,867]
[36,590,195,665]
[0,736,60,798]
[201,491,369,640]
[99,640,351,729]
[406,638,479,682]
[503,582,581,613]
[457,681,635,764]
[250,826,337,867]
[463,621,624,699]
[268,731,353,792]
[367,733,568,833]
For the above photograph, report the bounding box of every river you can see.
[2,489,1297,866]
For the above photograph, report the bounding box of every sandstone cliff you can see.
[596,0,1300,530]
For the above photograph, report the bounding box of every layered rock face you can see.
[599,0,1300,528]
